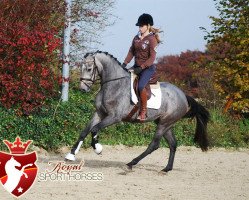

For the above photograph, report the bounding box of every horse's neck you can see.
[5,162,12,171]
[96,54,129,83]
[5,162,18,174]
[4,162,21,193]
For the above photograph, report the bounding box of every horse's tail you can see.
[184,95,210,151]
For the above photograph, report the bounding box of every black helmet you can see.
[136,13,154,26]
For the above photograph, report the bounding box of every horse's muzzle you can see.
[80,81,91,92]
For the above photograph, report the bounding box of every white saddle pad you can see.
[130,71,162,109]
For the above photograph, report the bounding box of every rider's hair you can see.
[148,25,162,44]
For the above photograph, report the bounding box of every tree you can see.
[0,0,115,114]
[0,0,63,114]
[69,0,116,66]
[202,0,249,113]
[156,50,207,97]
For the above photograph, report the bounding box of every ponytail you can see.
[148,25,162,44]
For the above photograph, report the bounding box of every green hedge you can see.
[0,88,248,151]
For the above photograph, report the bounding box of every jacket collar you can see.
[137,32,153,39]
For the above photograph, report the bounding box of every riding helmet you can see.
[136,13,154,26]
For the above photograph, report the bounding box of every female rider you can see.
[122,13,161,121]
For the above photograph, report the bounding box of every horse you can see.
[65,51,210,172]
[4,156,33,193]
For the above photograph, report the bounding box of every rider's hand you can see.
[134,66,143,75]
[121,63,127,69]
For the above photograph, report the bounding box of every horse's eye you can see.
[87,68,92,72]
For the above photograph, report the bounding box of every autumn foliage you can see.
[158,0,249,114]
[203,0,249,113]
[0,0,64,114]
[156,50,211,97]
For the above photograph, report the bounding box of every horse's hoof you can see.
[126,163,133,170]
[161,167,172,173]
[65,153,76,161]
[94,143,103,154]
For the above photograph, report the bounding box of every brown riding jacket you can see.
[124,33,157,69]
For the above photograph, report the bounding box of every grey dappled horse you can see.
[65,51,210,172]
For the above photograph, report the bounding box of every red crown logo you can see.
[3,137,32,154]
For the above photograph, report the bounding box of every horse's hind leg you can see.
[126,124,165,170]
[162,129,177,172]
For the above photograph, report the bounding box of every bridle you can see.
[80,55,130,88]
[80,56,100,89]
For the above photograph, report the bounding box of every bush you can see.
[0,0,63,114]
[0,87,248,151]
[207,109,249,148]
[0,89,93,150]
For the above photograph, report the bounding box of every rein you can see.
[101,76,129,86]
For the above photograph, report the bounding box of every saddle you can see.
[133,73,158,100]
[123,72,161,121]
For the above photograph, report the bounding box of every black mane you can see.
[84,50,122,66]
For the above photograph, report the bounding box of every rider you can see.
[122,13,161,121]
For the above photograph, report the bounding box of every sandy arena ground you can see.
[1,145,249,200]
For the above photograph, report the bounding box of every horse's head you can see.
[7,156,21,167]
[80,51,128,92]
[80,53,100,92]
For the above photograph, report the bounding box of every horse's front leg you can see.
[91,115,121,134]
[90,115,122,153]
[22,172,28,178]
[21,164,33,178]
[65,112,102,161]
[91,130,102,154]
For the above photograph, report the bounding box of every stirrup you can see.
[137,112,147,121]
